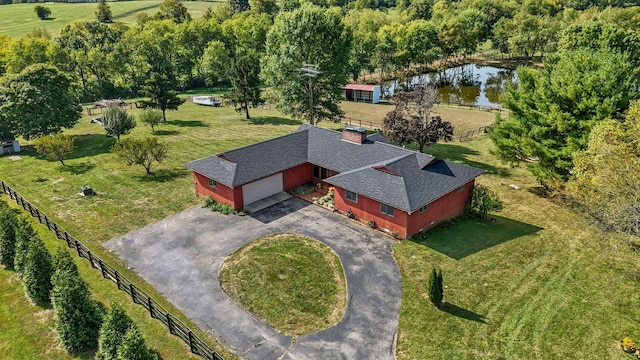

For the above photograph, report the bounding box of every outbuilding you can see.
[342,84,382,104]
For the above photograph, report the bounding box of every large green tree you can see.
[22,237,54,304]
[489,49,640,185]
[13,216,36,276]
[103,105,136,140]
[156,0,191,23]
[0,64,81,140]
[51,249,103,353]
[115,326,157,360]
[0,202,19,269]
[263,3,352,124]
[567,101,640,236]
[227,50,262,119]
[95,303,135,360]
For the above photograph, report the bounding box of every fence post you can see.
[75,239,82,257]
[115,271,121,290]
[99,259,107,278]
[147,296,153,317]
[167,313,173,334]
[64,232,72,248]
[129,283,136,303]
[88,251,94,268]
[189,331,195,353]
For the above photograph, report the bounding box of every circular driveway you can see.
[104,198,401,360]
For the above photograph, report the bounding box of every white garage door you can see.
[242,173,284,205]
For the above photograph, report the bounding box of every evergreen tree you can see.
[13,216,36,276]
[0,201,19,269]
[116,326,157,360]
[96,0,113,23]
[229,0,251,13]
[51,249,103,353]
[95,303,135,360]
[427,267,443,305]
[22,237,54,303]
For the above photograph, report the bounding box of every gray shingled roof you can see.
[185,124,486,212]
[184,130,308,187]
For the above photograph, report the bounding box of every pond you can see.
[385,64,517,108]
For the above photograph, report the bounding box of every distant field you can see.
[0,1,219,38]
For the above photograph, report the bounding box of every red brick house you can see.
[185,124,485,239]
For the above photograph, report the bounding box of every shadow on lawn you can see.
[58,162,96,175]
[247,116,301,126]
[153,129,180,136]
[136,168,190,182]
[413,215,542,260]
[166,119,208,128]
[69,134,117,159]
[439,302,488,324]
[427,142,511,178]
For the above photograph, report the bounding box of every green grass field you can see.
[0,1,219,38]
[0,100,638,359]
[220,234,346,336]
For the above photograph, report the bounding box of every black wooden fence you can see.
[0,181,224,360]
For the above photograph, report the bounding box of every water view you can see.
[385,64,517,108]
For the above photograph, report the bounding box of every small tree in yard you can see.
[95,303,135,360]
[33,133,75,166]
[111,137,168,174]
[22,237,54,304]
[14,216,36,276]
[469,184,503,220]
[139,109,163,133]
[34,5,51,20]
[96,0,113,23]
[383,86,453,152]
[428,267,443,306]
[51,249,103,353]
[116,326,157,360]
[103,105,136,140]
[0,201,19,269]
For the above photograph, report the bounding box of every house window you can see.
[345,190,358,202]
[380,203,394,217]
[420,204,428,213]
[458,184,465,192]
[208,179,217,189]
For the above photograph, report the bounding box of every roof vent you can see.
[342,126,367,144]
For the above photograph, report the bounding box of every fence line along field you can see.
[0,1,219,38]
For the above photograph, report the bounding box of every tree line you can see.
[0,199,156,358]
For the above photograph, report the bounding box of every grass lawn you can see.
[0,1,218,38]
[220,234,346,336]
[394,136,640,359]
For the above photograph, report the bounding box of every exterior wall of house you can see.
[283,163,314,190]
[193,172,243,210]
[406,179,475,237]
[334,179,475,239]
[334,187,409,238]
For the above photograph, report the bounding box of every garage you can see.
[242,173,284,206]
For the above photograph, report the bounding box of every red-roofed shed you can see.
[342,84,381,104]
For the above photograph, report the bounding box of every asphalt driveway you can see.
[104,198,401,360]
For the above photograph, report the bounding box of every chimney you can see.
[342,126,367,145]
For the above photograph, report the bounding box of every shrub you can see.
[103,105,136,140]
[346,209,355,219]
[34,5,51,20]
[95,303,135,360]
[138,108,163,133]
[428,267,443,306]
[0,202,19,269]
[111,137,168,175]
[51,249,103,353]
[204,197,235,215]
[469,184,503,220]
[22,237,54,303]
[13,216,36,276]
[367,219,376,229]
[115,326,157,360]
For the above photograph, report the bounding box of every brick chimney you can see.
[342,126,367,144]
